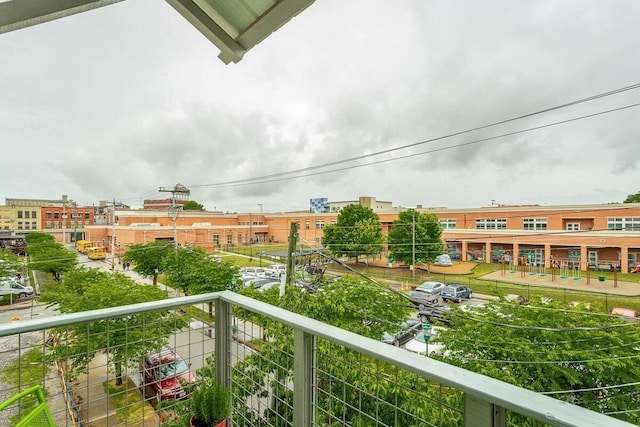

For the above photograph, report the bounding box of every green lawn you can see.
[338,261,640,313]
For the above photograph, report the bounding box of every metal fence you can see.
[0,292,633,426]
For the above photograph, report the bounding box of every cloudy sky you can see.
[2,0,639,212]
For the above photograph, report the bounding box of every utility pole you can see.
[282,221,298,297]
[73,208,77,243]
[62,199,66,246]
[412,210,416,282]
[111,199,117,270]
[159,184,191,252]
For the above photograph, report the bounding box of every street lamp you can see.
[258,250,265,267]
[422,322,432,356]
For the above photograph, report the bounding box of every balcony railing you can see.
[0,291,633,427]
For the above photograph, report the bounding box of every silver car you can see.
[414,281,445,296]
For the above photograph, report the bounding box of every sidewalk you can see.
[73,352,158,426]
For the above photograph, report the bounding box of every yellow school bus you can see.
[76,240,93,254]
[87,247,107,260]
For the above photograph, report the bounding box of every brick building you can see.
[77,198,640,274]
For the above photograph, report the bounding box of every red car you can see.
[139,346,196,401]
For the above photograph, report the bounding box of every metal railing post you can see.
[293,328,314,427]
[465,394,506,427]
[215,298,232,389]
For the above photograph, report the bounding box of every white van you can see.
[0,278,35,298]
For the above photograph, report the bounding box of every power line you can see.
[187,84,640,189]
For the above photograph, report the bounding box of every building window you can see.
[54,212,59,219]
[566,223,580,231]
[46,212,52,219]
[608,217,640,231]
[475,218,506,230]
[331,220,337,225]
[17,222,23,229]
[213,234,220,245]
[17,211,22,219]
[226,234,233,245]
[32,211,37,218]
[24,211,30,219]
[46,221,52,229]
[24,223,29,230]
[316,237,322,244]
[53,222,59,229]
[315,220,324,230]
[84,213,90,219]
[523,218,547,230]
[305,220,310,230]
[238,234,243,243]
[568,249,581,262]
[588,251,598,266]
[440,219,457,229]
[31,222,37,229]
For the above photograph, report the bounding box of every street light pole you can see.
[422,321,431,356]
[111,199,116,271]
[412,210,416,282]
[62,201,66,246]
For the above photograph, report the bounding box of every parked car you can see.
[258,281,281,292]
[405,325,446,356]
[417,305,452,326]
[0,277,35,298]
[139,346,196,401]
[381,318,422,346]
[242,277,278,289]
[414,281,445,296]
[238,267,267,278]
[265,264,286,278]
[441,284,472,303]
[406,290,440,309]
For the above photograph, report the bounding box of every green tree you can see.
[40,267,184,386]
[163,247,237,296]
[623,191,640,203]
[230,276,441,426]
[25,232,77,280]
[0,249,23,277]
[183,200,205,211]
[24,232,55,245]
[386,209,444,266]
[437,299,640,425]
[122,241,172,286]
[321,204,384,263]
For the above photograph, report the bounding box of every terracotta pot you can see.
[190,415,227,427]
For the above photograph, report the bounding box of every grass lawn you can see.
[104,377,157,425]
[340,260,640,313]
[1,348,47,388]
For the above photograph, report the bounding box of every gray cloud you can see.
[2,0,640,211]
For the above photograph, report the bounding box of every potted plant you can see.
[189,380,230,427]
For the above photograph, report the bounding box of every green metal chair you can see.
[0,385,56,427]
